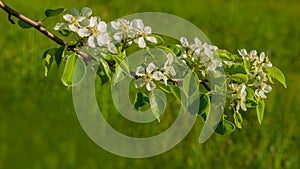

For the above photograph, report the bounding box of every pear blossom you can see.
[255,83,272,99]
[55,7,94,37]
[162,53,176,85]
[229,83,247,112]
[131,19,157,48]
[134,63,164,91]
[180,37,221,72]
[111,19,136,41]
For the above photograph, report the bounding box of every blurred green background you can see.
[0,0,299,168]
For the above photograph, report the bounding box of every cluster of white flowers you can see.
[54,7,157,54]
[111,18,157,48]
[179,37,222,73]
[134,53,176,91]
[54,7,117,53]
[238,49,272,98]
[228,83,247,112]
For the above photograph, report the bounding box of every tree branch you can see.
[0,0,87,58]
[0,1,211,91]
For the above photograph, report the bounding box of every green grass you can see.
[0,0,299,168]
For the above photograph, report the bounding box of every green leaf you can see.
[59,29,71,36]
[226,64,247,75]
[99,59,112,81]
[170,85,181,101]
[61,53,77,87]
[18,20,32,29]
[216,50,237,61]
[61,54,86,87]
[233,111,243,129]
[153,35,164,45]
[243,59,251,73]
[231,73,248,83]
[183,72,198,96]
[72,57,86,86]
[55,45,67,67]
[266,67,287,88]
[256,100,265,125]
[245,87,257,107]
[246,87,255,102]
[45,8,66,17]
[43,48,57,77]
[215,120,236,135]
[134,92,150,110]
[149,89,166,122]
[167,44,182,56]
[199,94,210,115]
[145,35,164,46]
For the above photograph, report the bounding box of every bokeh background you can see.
[0,0,299,168]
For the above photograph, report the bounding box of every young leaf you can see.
[256,100,265,125]
[134,92,150,110]
[243,59,250,73]
[231,73,248,83]
[216,50,236,61]
[233,111,243,129]
[167,44,182,56]
[149,89,166,122]
[45,8,66,17]
[198,94,210,115]
[61,54,77,87]
[44,54,53,77]
[170,85,181,101]
[183,72,198,96]
[59,29,71,36]
[99,59,112,81]
[72,56,86,86]
[265,67,287,88]
[245,87,257,107]
[215,120,236,135]
[18,20,32,29]
[55,45,67,67]
[43,48,57,77]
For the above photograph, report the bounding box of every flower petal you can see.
[68,24,78,32]
[80,18,90,27]
[144,26,152,34]
[70,8,80,16]
[113,32,123,41]
[136,37,146,48]
[146,36,157,44]
[146,63,156,74]
[260,52,265,62]
[146,81,156,91]
[81,7,92,17]
[87,36,96,48]
[134,78,145,89]
[136,66,145,76]
[180,37,189,47]
[63,14,73,22]
[97,21,107,32]
[194,37,202,46]
[108,43,118,54]
[54,23,68,31]
[152,71,164,80]
[97,33,110,45]
[77,27,91,37]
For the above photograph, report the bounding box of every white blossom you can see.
[229,83,247,112]
[111,19,136,41]
[255,84,272,99]
[134,63,164,91]
[131,19,157,48]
